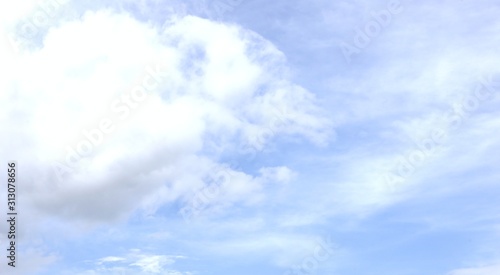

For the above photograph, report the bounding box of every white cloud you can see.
[97,256,126,264]
[259,166,297,184]
[75,250,189,275]
[130,255,174,273]
[0,8,331,226]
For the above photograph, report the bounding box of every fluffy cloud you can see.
[0,9,331,225]
[73,250,189,274]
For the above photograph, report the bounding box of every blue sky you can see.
[1,0,500,274]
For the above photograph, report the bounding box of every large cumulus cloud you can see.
[0,9,332,224]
